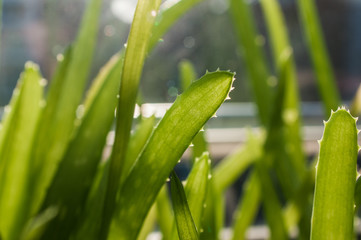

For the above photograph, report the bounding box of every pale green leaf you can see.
[29,0,103,215]
[0,63,44,240]
[311,108,358,240]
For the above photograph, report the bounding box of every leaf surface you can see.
[0,63,44,240]
[170,171,199,240]
[110,71,234,239]
[311,108,358,240]
[30,0,102,214]
[37,54,123,239]
[101,1,162,236]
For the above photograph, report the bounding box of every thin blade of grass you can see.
[258,8,308,235]
[148,0,204,52]
[256,51,292,239]
[36,54,123,240]
[170,171,199,240]
[30,0,102,214]
[311,108,359,239]
[0,63,44,240]
[229,0,272,126]
[110,71,234,239]
[101,1,162,237]
[231,171,261,240]
[297,0,340,116]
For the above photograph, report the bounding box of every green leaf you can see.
[311,108,359,240]
[178,60,207,161]
[260,0,306,182]
[255,162,288,240]
[297,0,340,117]
[229,0,272,126]
[137,204,157,240]
[110,71,234,239]
[170,152,211,240]
[179,60,197,93]
[0,63,44,240]
[170,171,199,240]
[36,54,123,240]
[231,171,261,240]
[184,152,210,228]
[72,161,110,240]
[148,0,204,52]
[101,1,162,236]
[350,83,361,117]
[121,115,157,185]
[156,185,174,240]
[199,179,223,240]
[213,132,262,192]
[30,0,102,215]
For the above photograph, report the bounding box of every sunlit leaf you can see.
[110,71,234,239]
[170,171,199,240]
[0,63,44,240]
[101,1,162,236]
[29,0,103,215]
[311,108,358,239]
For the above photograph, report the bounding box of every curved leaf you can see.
[110,71,234,239]
[101,0,162,236]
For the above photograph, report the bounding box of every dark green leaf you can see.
[170,171,199,240]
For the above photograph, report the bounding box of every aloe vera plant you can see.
[1,0,361,239]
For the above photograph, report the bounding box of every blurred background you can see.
[1,0,361,106]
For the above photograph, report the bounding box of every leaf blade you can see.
[110,71,234,239]
[311,108,358,239]
[170,171,199,240]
